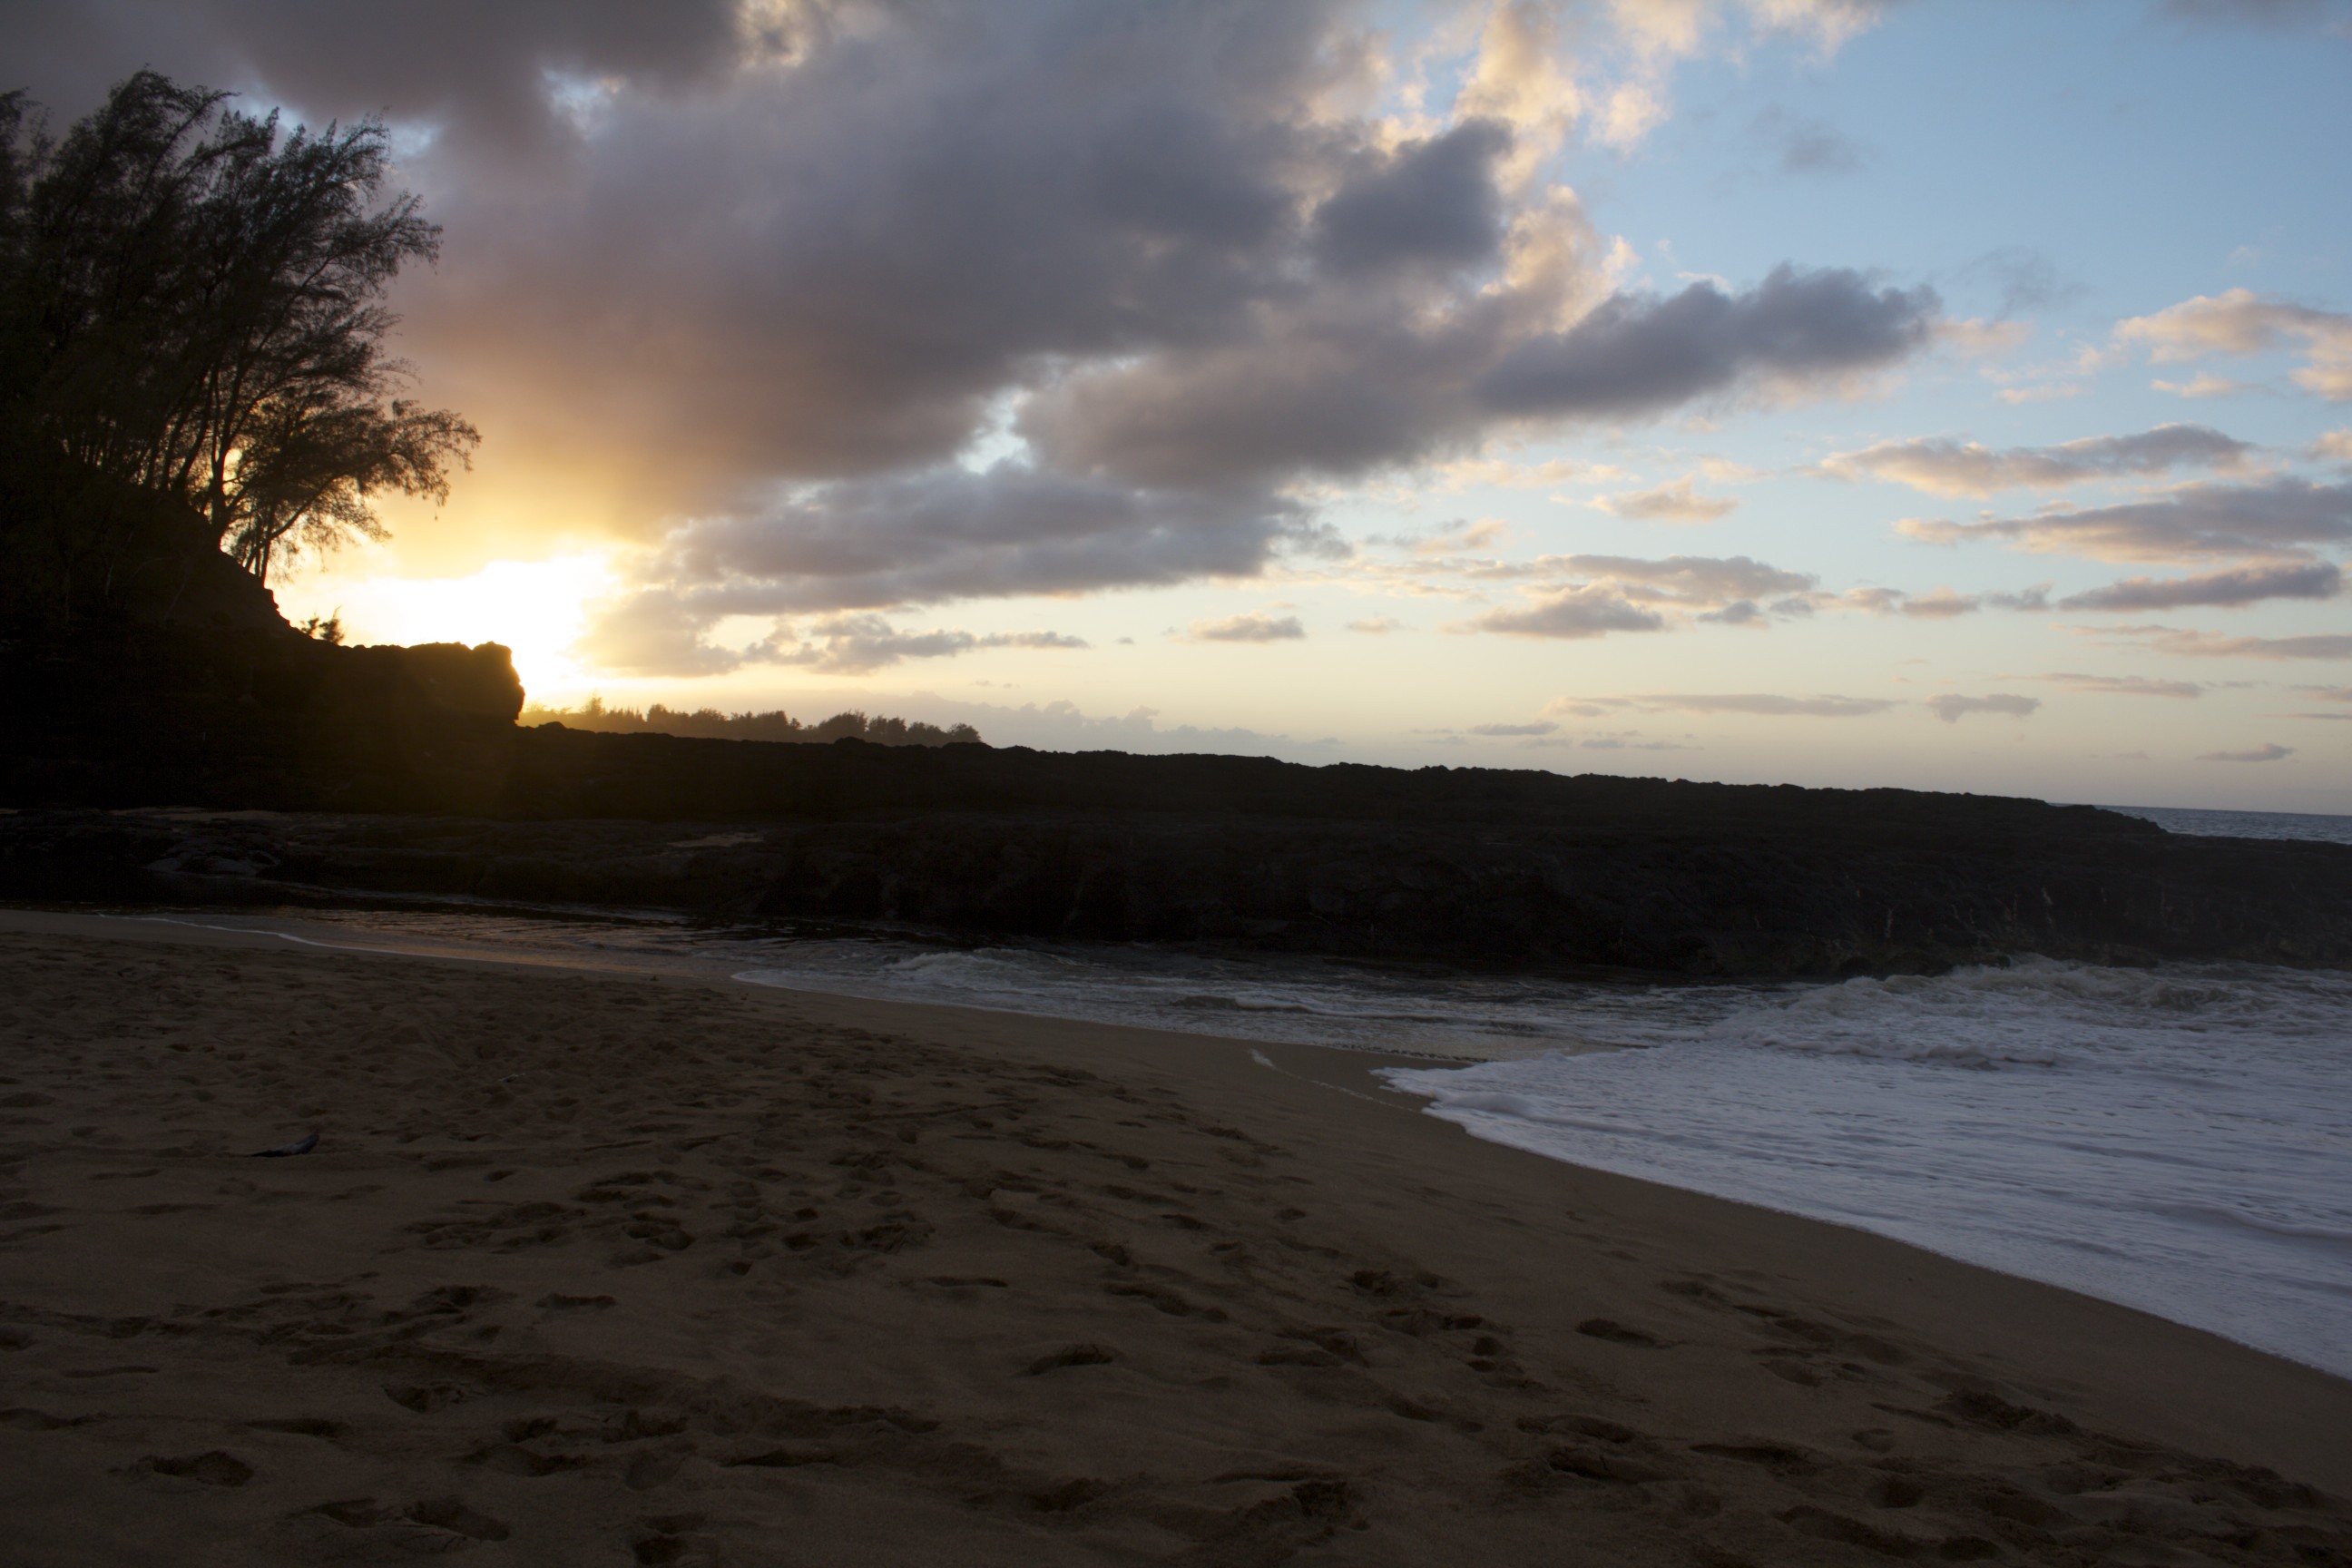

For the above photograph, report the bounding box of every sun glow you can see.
[274,554,615,702]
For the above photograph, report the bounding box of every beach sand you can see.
[2,913,2347,1566]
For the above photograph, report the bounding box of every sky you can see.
[11,0,2352,809]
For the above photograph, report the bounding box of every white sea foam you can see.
[1384,958,2352,1379]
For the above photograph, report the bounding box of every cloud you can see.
[1898,478,2352,562]
[1927,693,2041,722]
[1397,518,1508,556]
[760,616,1091,676]
[2118,289,2352,400]
[1019,262,1940,490]
[1820,424,2252,496]
[1475,265,1938,420]
[2055,561,2342,611]
[1472,585,1668,639]
[598,465,1315,631]
[1592,476,1740,521]
[2041,672,2206,698]
[1437,552,1819,639]
[2317,428,2352,461]
[1469,720,1559,736]
[2161,0,2352,33]
[1952,247,2086,318]
[576,601,1088,678]
[11,0,1951,669]
[0,0,750,153]
[1564,691,1900,718]
[2197,742,2295,763]
[2154,373,2258,400]
[1997,383,2087,406]
[1345,616,1406,634]
[1750,107,1865,175]
[1312,121,1512,278]
[2082,625,2352,661]
[1838,584,2050,617]
[1898,587,1991,619]
[1552,554,1813,601]
[1186,612,1305,643]
[573,587,750,678]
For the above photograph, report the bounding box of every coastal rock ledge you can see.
[4,738,2347,978]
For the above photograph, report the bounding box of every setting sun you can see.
[275,554,615,701]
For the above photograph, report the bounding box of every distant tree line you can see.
[521,696,984,748]
[1,71,471,632]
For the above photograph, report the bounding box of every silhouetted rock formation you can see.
[2,622,523,812]
[3,727,2347,977]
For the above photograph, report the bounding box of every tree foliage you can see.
[518,698,985,747]
[0,69,474,616]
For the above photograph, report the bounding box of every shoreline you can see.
[4,910,2349,1562]
[7,905,2347,1376]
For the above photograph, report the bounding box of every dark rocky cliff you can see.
[4,733,2346,976]
[5,625,2347,978]
[2,622,524,812]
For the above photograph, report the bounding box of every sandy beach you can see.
[2,912,2347,1566]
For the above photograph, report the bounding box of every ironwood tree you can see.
[0,69,475,622]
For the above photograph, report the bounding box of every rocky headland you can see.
[5,704,2347,977]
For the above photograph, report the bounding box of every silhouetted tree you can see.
[0,69,474,614]
[518,698,983,746]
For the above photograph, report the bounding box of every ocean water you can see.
[2102,803,2352,847]
[61,799,2352,1379]
[1383,958,2352,1380]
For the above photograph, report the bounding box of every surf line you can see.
[94,912,590,971]
[1248,1046,1416,1110]
[98,911,429,959]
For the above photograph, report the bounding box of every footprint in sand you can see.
[1024,1343,1119,1375]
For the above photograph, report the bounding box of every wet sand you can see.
[2,910,2347,1565]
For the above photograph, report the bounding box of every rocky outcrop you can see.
[5,780,2346,977]
[1,625,524,812]
[5,654,2346,977]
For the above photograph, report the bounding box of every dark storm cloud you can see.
[1475,266,1938,419]
[2057,561,2342,612]
[8,1,1946,628]
[623,466,1308,605]
[0,0,745,148]
[416,2,1344,501]
[577,463,1322,671]
[1902,479,2352,562]
[1312,121,1511,276]
[1021,264,1940,492]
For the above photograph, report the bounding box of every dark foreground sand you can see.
[2,913,2347,1566]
